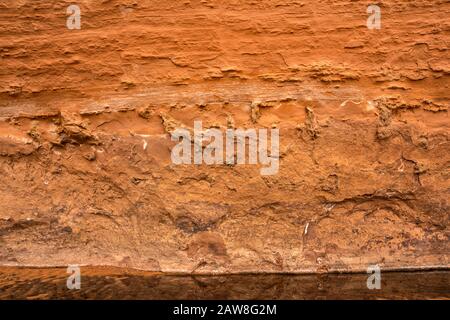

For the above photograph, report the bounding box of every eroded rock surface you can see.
[0,0,448,273]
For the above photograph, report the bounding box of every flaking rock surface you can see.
[0,0,448,273]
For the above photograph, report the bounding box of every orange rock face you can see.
[0,1,448,273]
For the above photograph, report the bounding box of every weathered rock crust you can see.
[0,0,448,273]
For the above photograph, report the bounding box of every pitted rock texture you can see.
[0,0,448,273]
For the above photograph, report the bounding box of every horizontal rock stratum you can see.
[0,0,448,273]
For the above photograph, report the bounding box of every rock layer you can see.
[0,0,448,273]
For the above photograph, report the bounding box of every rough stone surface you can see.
[0,0,448,273]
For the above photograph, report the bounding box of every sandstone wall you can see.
[0,0,448,273]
